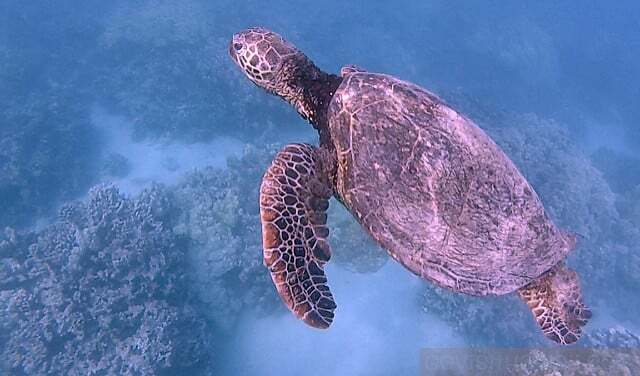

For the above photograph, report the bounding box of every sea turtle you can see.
[228,27,591,345]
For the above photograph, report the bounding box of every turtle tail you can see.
[518,262,592,345]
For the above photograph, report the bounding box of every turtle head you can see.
[229,27,340,130]
[229,27,305,95]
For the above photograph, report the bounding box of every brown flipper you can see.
[260,143,336,328]
[518,262,592,345]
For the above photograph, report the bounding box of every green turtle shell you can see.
[327,70,574,296]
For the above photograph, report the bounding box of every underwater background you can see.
[1,1,639,374]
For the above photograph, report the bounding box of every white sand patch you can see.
[221,261,465,376]
[91,105,244,195]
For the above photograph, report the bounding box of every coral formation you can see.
[0,186,209,375]
[172,144,281,329]
[513,347,640,376]
[583,326,640,348]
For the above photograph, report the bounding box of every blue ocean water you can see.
[1,1,639,375]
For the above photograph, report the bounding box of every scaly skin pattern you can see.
[518,263,592,344]
[260,144,337,328]
[328,71,574,296]
[229,27,342,143]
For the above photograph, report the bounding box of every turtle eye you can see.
[233,43,243,51]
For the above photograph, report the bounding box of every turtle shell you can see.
[327,70,574,296]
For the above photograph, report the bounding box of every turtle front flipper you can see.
[518,263,592,345]
[260,143,336,328]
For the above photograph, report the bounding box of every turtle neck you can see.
[276,55,343,147]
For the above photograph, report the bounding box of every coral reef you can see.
[0,185,209,375]
[583,326,640,348]
[513,347,640,376]
[172,144,281,329]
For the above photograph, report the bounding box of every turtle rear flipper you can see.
[260,143,337,329]
[518,263,592,345]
